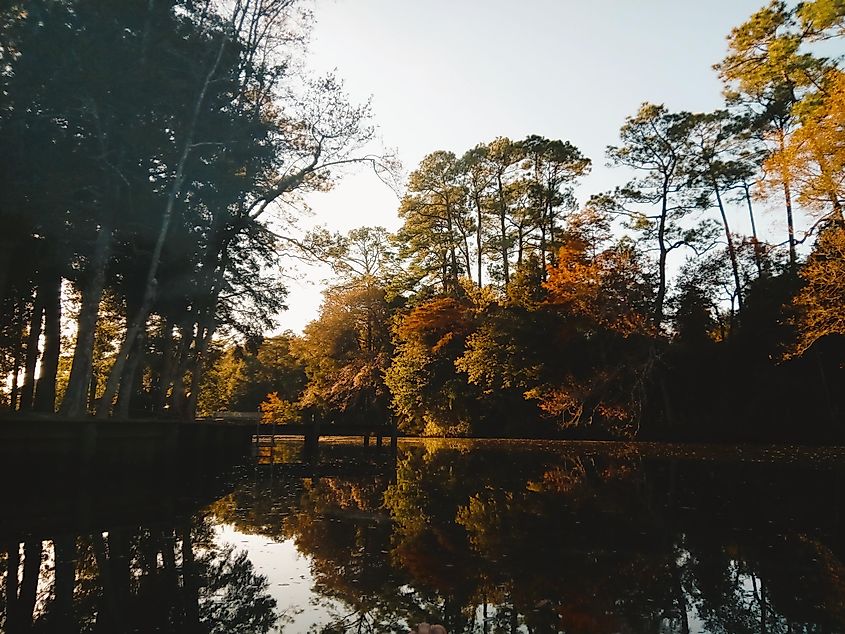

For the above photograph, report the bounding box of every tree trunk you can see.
[92,533,121,632]
[170,318,196,418]
[713,178,743,312]
[115,329,146,419]
[34,269,62,413]
[181,524,200,631]
[547,200,556,267]
[186,332,206,420]
[445,206,459,293]
[17,540,43,632]
[19,290,44,411]
[153,319,175,414]
[61,219,113,417]
[742,180,764,276]
[474,193,483,287]
[784,179,796,265]
[88,372,99,413]
[655,187,669,327]
[539,221,547,281]
[53,536,76,630]
[778,129,797,265]
[496,173,509,286]
[9,322,23,411]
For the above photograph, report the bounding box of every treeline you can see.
[0,1,383,418]
[3,1,844,439]
[210,0,845,441]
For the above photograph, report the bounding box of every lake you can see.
[2,438,845,633]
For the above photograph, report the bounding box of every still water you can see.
[2,439,845,633]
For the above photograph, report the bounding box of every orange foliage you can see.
[543,241,651,336]
[396,297,475,353]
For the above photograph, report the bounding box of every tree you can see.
[484,137,527,287]
[386,285,494,435]
[606,103,713,326]
[459,144,497,288]
[716,0,840,263]
[521,135,591,274]
[0,1,386,419]
[295,282,394,424]
[686,110,753,311]
[396,151,472,295]
[768,69,845,219]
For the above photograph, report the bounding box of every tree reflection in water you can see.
[0,515,279,633]
[3,441,845,633]
[214,441,845,634]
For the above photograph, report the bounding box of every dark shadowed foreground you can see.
[2,438,845,633]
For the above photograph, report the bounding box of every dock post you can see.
[376,433,383,448]
[304,414,319,455]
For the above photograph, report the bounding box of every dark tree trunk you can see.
[17,540,43,632]
[186,311,217,420]
[539,221,547,281]
[656,209,668,327]
[9,325,22,411]
[445,206,459,293]
[53,536,77,630]
[153,320,175,414]
[713,178,743,313]
[87,372,99,413]
[777,129,797,265]
[115,329,146,419]
[92,532,122,632]
[180,524,200,631]
[170,318,195,418]
[61,220,113,417]
[19,289,44,412]
[742,180,764,276]
[784,180,796,265]
[496,174,509,286]
[475,193,483,287]
[34,269,62,412]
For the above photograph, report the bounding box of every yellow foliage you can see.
[259,392,300,423]
[765,70,845,216]
[791,223,845,355]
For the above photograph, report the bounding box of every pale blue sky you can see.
[276,0,783,333]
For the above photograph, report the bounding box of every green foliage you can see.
[294,243,396,423]
[198,333,305,415]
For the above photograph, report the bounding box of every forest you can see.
[1,0,844,441]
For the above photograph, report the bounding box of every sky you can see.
[273,0,779,333]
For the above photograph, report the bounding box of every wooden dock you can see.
[0,415,398,472]
[0,416,254,469]
[206,411,399,454]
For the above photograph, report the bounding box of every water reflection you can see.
[3,441,845,633]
